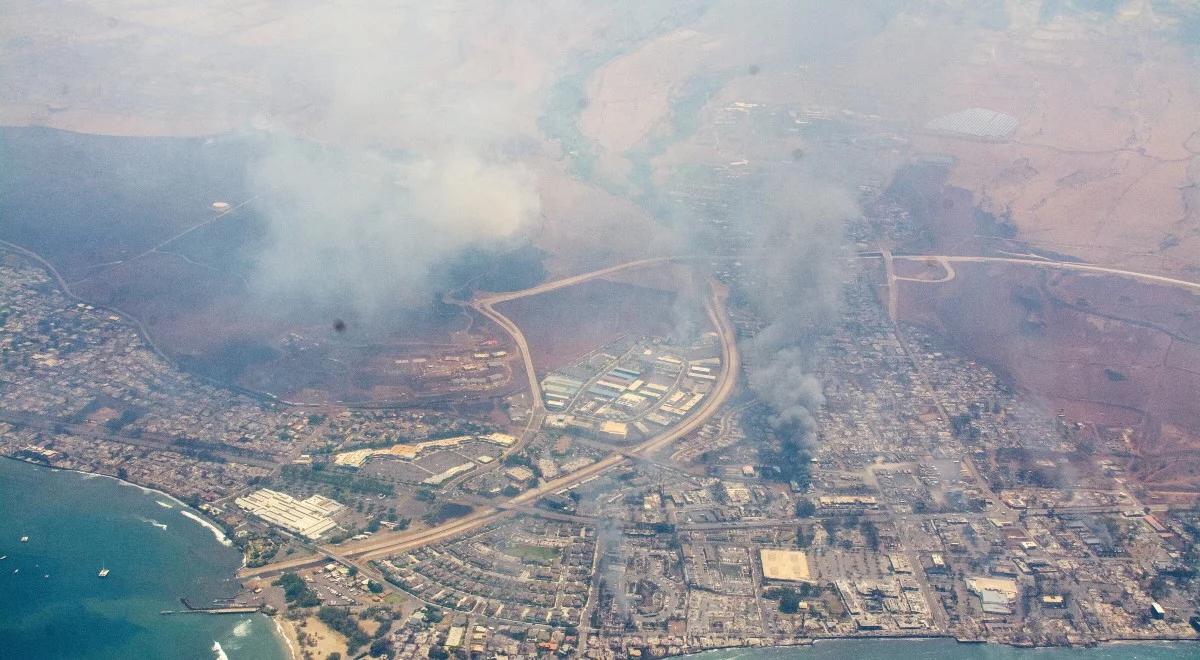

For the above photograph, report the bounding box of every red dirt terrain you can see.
[68,250,521,405]
[898,263,1200,490]
[496,276,704,377]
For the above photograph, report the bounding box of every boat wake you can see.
[211,641,229,660]
[155,500,175,509]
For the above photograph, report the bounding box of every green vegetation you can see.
[369,638,393,657]
[860,519,880,550]
[317,606,369,652]
[764,584,820,614]
[422,502,473,525]
[421,604,443,623]
[795,498,816,517]
[281,464,394,495]
[104,408,140,432]
[507,543,558,563]
[794,525,813,548]
[273,572,320,608]
[779,588,802,613]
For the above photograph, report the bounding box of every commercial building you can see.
[235,488,344,540]
[967,576,1019,615]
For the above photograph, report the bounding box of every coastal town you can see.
[7,0,1200,658]
[3,236,1199,659]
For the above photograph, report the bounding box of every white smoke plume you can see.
[238,1,567,322]
[247,136,539,319]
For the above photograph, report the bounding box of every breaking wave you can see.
[138,516,168,531]
[180,510,232,547]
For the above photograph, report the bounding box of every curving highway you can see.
[243,251,1199,580]
[882,254,1200,293]
[240,276,739,579]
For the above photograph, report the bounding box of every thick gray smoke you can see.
[741,173,857,443]
[247,135,539,320]
[239,2,557,322]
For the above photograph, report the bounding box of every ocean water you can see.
[693,638,1198,659]
[0,458,288,660]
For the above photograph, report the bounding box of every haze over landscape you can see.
[2,1,1200,659]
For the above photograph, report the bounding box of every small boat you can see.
[98,567,110,578]
[43,574,49,579]
[1,555,7,560]
[20,536,29,543]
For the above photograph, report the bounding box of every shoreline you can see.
[8,454,189,502]
[4,455,200,525]
[1,458,295,657]
[7,457,1199,656]
[272,616,301,660]
[680,635,1200,657]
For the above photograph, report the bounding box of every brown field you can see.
[497,275,704,376]
[66,249,519,404]
[881,134,1200,491]
[529,165,667,278]
[897,262,1200,490]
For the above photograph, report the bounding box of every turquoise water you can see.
[693,638,1198,659]
[0,458,288,660]
[4,455,1195,660]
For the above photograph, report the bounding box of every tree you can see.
[795,499,816,517]
[326,654,342,660]
[779,588,802,614]
[318,607,369,652]
[428,647,450,660]
[822,517,838,543]
[369,638,393,657]
[367,580,384,594]
[795,526,812,548]
[273,572,320,607]
[860,519,880,550]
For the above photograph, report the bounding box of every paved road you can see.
[474,257,677,306]
[881,247,898,321]
[240,278,739,579]
[0,409,281,469]
[883,254,1200,293]
[471,298,545,412]
[469,256,680,413]
[879,250,1003,508]
[234,251,1200,581]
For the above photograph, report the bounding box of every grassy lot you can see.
[507,543,558,563]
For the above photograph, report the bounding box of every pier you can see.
[159,598,262,616]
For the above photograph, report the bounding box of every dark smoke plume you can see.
[741,170,856,445]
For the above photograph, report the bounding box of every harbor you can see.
[0,457,288,659]
[159,598,264,616]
